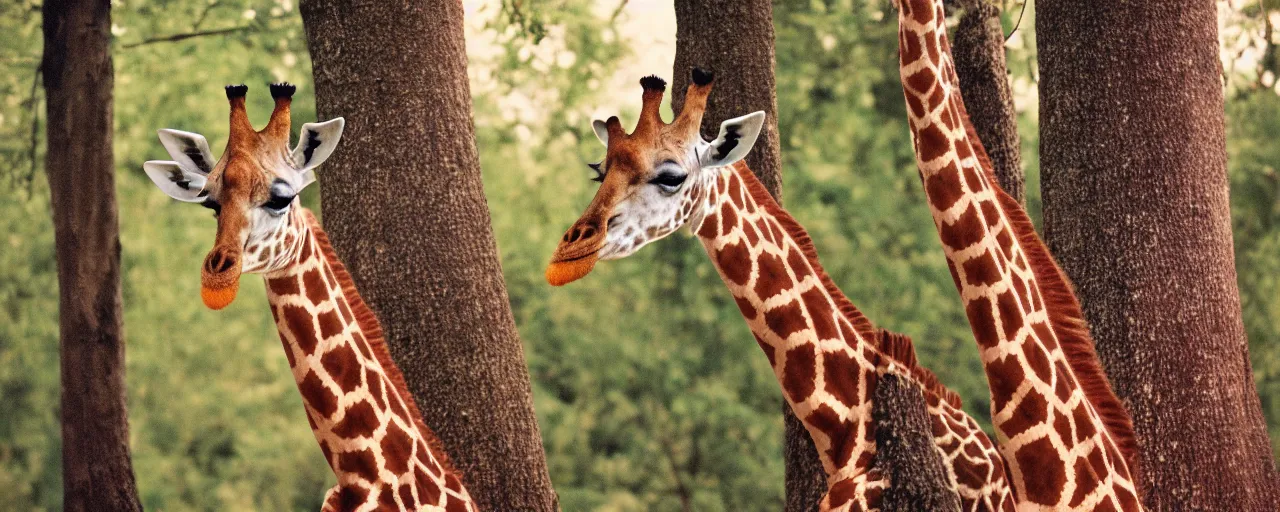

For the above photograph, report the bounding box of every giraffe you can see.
[142,83,476,512]
[547,69,1014,511]
[896,0,1144,510]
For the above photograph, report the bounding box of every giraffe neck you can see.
[688,163,1016,510]
[264,209,476,512]
[689,163,947,482]
[898,0,1142,509]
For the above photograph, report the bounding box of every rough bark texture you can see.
[670,2,824,508]
[672,0,784,197]
[673,3,952,509]
[41,1,143,511]
[300,1,557,510]
[1038,0,1280,508]
[946,0,1023,203]
[873,375,961,512]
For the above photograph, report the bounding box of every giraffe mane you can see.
[947,70,1142,477]
[303,210,465,480]
[732,162,962,409]
[874,329,962,408]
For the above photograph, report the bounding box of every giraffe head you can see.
[143,84,344,310]
[547,68,766,285]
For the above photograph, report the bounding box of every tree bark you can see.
[300,2,557,510]
[873,375,961,512]
[41,1,143,511]
[672,0,784,197]
[673,3,954,509]
[1038,0,1280,508]
[670,2,824,508]
[947,0,1023,203]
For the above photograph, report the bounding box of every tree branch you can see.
[660,435,693,512]
[192,0,221,29]
[24,64,41,196]
[120,26,248,49]
[1005,0,1028,42]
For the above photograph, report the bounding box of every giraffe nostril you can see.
[204,253,222,273]
[205,251,238,274]
[563,223,605,246]
[218,254,237,273]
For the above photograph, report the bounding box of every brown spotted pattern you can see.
[149,86,477,511]
[696,163,1013,512]
[554,70,1013,510]
[898,0,1142,509]
[265,209,477,512]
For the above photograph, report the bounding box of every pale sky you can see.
[462,0,677,119]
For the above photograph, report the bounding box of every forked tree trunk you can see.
[41,1,143,510]
[300,1,557,510]
[1038,0,1280,508]
[673,2,954,509]
[946,0,1023,203]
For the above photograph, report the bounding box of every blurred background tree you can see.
[1,0,1278,510]
[41,0,142,509]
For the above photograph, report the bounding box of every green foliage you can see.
[1227,90,1280,456]
[0,171,60,509]
[0,0,43,194]
[1,0,1278,511]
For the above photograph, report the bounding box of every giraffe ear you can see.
[292,117,345,176]
[143,160,209,202]
[592,119,609,146]
[700,111,766,168]
[157,129,215,175]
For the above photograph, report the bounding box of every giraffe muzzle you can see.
[200,246,243,310]
[547,220,607,286]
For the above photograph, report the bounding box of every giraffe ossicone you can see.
[143,84,476,512]
[550,69,1015,511]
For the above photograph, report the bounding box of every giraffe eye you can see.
[649,172,687,194]
[588,161,604,183]
[263,181,296,215]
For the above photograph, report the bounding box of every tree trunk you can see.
[673,3,954,509]
[41,1,143,511]
[947,0,1023,203]
[873,375,961,512]
[672,0,784,197]
[670,2,822,508]
[1038,0,1280,508]
[300,2,557,510]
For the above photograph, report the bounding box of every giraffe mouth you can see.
[546,250,600,286]
[200,246,243,310]
[201,281,240,310]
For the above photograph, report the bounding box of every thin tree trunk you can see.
[874,375,961,512]
[1038,0,1280,508]
[673,3,954,509]
[41,1,142,510]
[670,2,821,508]
[947,0,1023,203]
[300,1,557,510]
